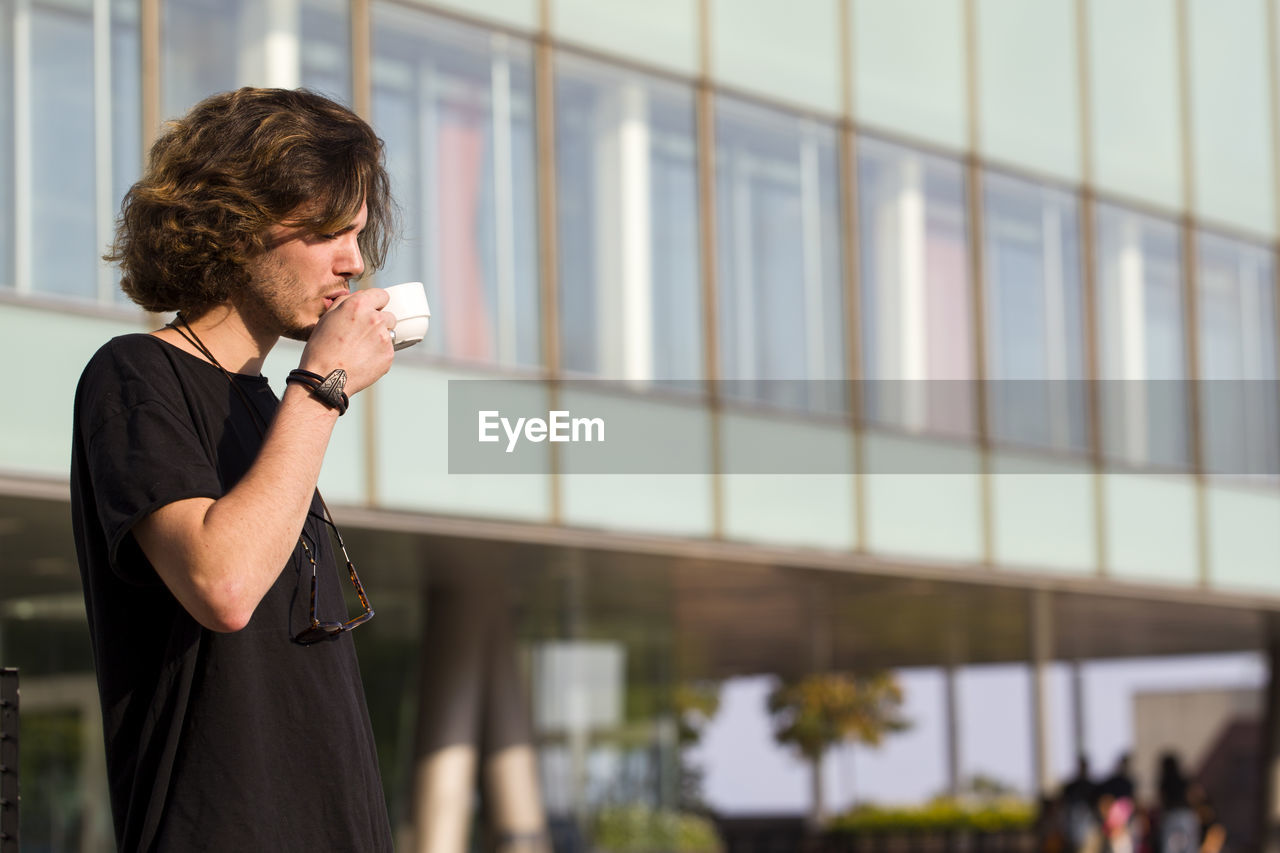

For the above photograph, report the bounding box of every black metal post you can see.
[0,668,17,853]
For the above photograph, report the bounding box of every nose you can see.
[336,234,365,280]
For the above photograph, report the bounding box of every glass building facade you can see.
[3,0,1280,850]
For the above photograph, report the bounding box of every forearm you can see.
[198,385,340,594]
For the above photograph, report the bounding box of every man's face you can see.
[240,201,368,341]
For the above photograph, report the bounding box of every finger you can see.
[320,295,347,316]
[357,286,390,309]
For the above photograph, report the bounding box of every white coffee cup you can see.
[380,281,431,351]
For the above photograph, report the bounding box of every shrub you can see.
[828,798,1035,834]
[592,804,723,853]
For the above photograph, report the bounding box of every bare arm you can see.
[133,288,393,632]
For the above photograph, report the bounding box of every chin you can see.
[282,324,315,343]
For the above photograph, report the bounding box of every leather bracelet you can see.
[286,368,349,415]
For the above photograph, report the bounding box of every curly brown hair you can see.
[107,87,395,316]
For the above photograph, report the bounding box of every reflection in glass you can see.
[300,0,351,104]
[982,172,1087,453]
[716,97,845,414]
[1196,233,1279,478]
[0,1,12,290]
[532,640,627,814]
[557,55,701,382]
[111,0,143,304]
[1094,204,1189,469]
[858,136,973,435]
[373,6,540,368]
[6,0,141,302]
[163,0,352,118]
[32,0,97,300]
[1,549,107,852]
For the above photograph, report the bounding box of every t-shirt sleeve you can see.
[79,344,224,584]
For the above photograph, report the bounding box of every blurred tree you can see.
[674,681,721,812]
[674,681,721,747]
[767,672,910,829]
[964,773,1020,801]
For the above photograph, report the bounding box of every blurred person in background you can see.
[1100,793,1135,853]
[1063,754,1101,853]
[1187,782,1225,853]
[1154,752,1199,853]
[1099,753,1136,803]
[1099,753,1141,853]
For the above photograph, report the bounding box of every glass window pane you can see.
[162,0,235,113]
[373,6,541,369]
[1189,0,1274,235]
[301,0,351,105]
[983,171,1088,453]
[112,0,143,305]
[553,0,697,77]
[1094,204,1190,469]
[1196,233,1279,478]
[1087,0,1182,212]
[556,55,702,382]
[710,0,842,115]
[0,2,13,290]
[716,97,845,414]
[852,0,966,150]
[404,0,536,32]
[976,0,1081,181]
[858,135,973,436]
[32,0,98,299]
[163,0,352,118]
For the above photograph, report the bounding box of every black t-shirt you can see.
[70,334,393,852]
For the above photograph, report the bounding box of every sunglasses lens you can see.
[295,622,343,644]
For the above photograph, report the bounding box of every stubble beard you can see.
[241,256,317,342]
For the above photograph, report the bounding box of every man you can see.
[1098,752,1135,803]
[1061,753,1099,853]
[71,88,397,851]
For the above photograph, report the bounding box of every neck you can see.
[157,304,277,375]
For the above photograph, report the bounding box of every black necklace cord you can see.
[167,315,271,435]
[164,314,336,527]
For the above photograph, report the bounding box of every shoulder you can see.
[83,332,174,374]
[76,334,189,431]
[80,333,202,387]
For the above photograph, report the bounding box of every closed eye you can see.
[313,226,357,242]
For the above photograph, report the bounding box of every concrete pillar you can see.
[1029,589,1055,797]
[943,664,961,798]
[412,563,550,853]
[483,584,550,853]
[943,617,968,800]
[412,583,487,853]
[1071,660,1086,762]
